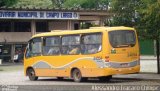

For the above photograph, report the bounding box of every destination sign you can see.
[0,11,79,19]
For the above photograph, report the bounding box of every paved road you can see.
[0,70,160,91]
[1,69,160,85]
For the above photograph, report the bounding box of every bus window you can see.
[62,35,80,55]
[43,36,61,55]
[25,38,42,58]
[81,33,102,54]
[109,30,136,48]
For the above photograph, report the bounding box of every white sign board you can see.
[0,10,79,19]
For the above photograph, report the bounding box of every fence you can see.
[139,39,154,55]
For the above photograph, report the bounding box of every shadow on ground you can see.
[35,77,157,83]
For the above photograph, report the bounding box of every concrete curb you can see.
[114,72,160,80]
[140,56,157,60]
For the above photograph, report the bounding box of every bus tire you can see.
[72,69,87,82]
[27,68,38,81]
[99,75,112,82]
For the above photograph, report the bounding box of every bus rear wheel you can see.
[27,68,38,81]
[72,69,87,82]
[99,75,112,82]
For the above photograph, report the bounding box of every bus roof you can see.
[32,26,135,38]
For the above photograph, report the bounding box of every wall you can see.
[49,20,68,30]
[0,32,32,43]
[139,39,154,55]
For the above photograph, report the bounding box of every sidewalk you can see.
[0,62,23,66]
[114,73,160,80]
[140,55,157,60]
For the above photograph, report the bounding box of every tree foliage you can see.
[51,0,66,8]
[0,0,18,7]
[51,0,109,9]
[108,0,160,40]
[108,0,140,27]
[12,0,53,8]
[137,0,160,39]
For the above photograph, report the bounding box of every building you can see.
[0,7,111,62]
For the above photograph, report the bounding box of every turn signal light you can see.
[105,56,110,62]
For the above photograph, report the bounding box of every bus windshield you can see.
[109,30,136,48]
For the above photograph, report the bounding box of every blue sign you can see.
[0,11,79,19]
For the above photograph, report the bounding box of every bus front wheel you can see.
[72,69,87,82]
[27,68,38,81]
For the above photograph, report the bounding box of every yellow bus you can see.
[24,26,140,82]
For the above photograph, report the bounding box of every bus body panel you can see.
[106,29,140,69]
[25,53,104,77]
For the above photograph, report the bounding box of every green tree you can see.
[137,0,160,74]
[51,0,66,8]
[57,0,109,9]
[0,0,17,7]
[12,0,53,8]
[108,0,140,27]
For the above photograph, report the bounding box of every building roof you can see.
[0,7,112,16]
[0,6,109,12]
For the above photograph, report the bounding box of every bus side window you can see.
[81,33,102,54]
[43,36,61,55]
[25,38,42,58]
[62,35,80,55]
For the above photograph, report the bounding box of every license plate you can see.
[120,63,129,67]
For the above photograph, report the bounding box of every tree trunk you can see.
[156,39,160,74]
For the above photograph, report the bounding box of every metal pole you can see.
[156,39,160,74]
[31,20,36,35]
